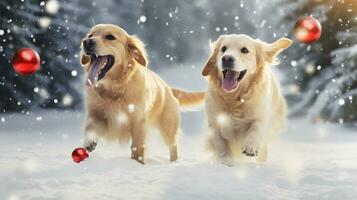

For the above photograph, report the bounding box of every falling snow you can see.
[128,104,135,113]
[139,16,147,23]
[338,99,345,106]
[45,0,60,14]
[71,70,77,77]
[38,17,51,29]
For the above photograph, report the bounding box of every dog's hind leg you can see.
[158,104,179,162]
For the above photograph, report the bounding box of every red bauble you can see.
[72,147,89,163]
[12,48,41,75]
[294,16,322,44]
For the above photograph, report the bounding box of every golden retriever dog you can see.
[80,24,205,164]
[201,34,292,165]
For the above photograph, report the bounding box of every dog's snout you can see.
[221,55,235,68]
[83,38,96,53]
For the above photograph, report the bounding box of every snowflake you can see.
[128,104,135,113]
[71,70,77,77]
[45,0,60,14]
[139,16,147,23]
[36,116,42,121]
[62,94,73,106]
[116,112,128,125]
[305,64,315,75]
[216,113,229,126]
[38,17,51,29]
[338,99,345,106]
[33,87,39,93]
[338,118,344,124]
[0,29,4,36]
[240,1,244,8]
[287,84,299,95]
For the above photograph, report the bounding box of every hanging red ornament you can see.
[12,48,41,75]
[72,147,89,163]
[293,16,322,44]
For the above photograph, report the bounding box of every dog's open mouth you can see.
[222,69,247,92]
[86,55,114,87]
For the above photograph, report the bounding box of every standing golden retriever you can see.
[80,24,204,164]
[202,34,292,165]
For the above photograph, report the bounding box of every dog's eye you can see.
[105,34,116,40]
[221,46,227,53]
[241,47,249,54]
[88,34,93,38]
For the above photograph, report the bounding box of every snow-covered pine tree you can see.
[205,0,257,38]
[0,0,88,112]
[260,0,357,122]
[0,0,40,112]
[140,0,207,67]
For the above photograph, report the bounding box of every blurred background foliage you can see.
[0,0,356,123]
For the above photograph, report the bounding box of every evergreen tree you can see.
[261,0,357,122]
[140,0,207,67]
[0,0,88,112]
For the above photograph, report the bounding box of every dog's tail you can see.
[171,88,205,108]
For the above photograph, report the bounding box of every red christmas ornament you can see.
[294,16,322,44]
[12,48,41,75]
[72,147,89,163]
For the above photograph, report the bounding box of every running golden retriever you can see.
[202,34,292,165]
[80,24,204,164]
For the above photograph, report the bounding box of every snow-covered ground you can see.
[1,109,357,200]
[1,66,357,200]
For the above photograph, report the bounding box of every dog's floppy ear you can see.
[201,36,225,76]
[262,38,292,64]
[80,52,90,66]
[128,35,148,67]
[80,51,91,71]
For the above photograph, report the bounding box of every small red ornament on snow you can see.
[294,16,322,44]
[72,147,89,163]
[12,48,41,75]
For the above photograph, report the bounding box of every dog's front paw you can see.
[220,156,234,166]
[241,135,260,157]
[84,141,97,152]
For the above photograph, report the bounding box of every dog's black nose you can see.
[83,38,96,54]
[222,55,235,68]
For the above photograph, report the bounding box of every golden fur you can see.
[202,34,292,165]
[80,24,205,164]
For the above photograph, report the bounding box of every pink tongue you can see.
[86,57,106,87]
[222,69,239,92]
